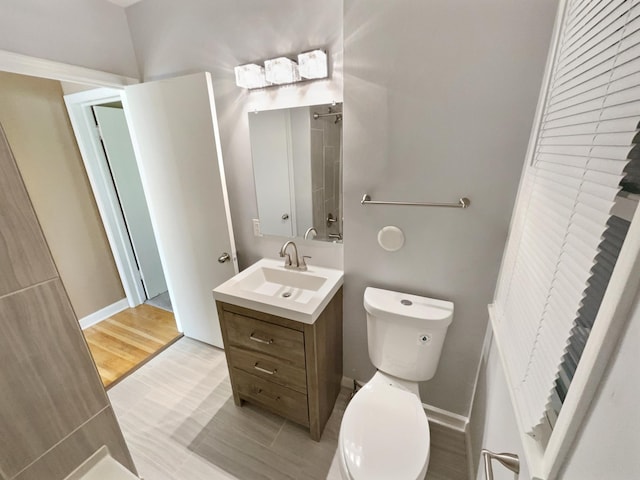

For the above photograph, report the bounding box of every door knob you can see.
[218,252,231,263]
[481,450,519,479]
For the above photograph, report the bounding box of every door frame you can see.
[65,88,147,307]
[0,49,146,308]
[0,49,138,88]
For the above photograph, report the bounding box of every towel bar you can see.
[360,194,470,208]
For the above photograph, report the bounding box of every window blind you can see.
[552,214,630,414]
[493,0,640,436]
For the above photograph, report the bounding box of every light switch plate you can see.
[252,218,262,237]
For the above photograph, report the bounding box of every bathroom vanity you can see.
[213,258,344,441]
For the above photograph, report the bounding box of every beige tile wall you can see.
[0,124,135,480]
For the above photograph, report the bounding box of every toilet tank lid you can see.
[364,287,453,324]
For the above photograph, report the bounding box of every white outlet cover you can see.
[377,226,405,251]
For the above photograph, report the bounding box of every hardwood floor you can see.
[84,304,182,388]
[108,338,469,480]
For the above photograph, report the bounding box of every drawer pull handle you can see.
[256,388,280,401]
[250,333,274,345]
[254,363,277,375]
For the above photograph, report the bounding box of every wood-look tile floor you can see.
[84,303,182,388]
[109,338,468,480]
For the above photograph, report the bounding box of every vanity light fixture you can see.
[298,50,328,79]
[235,49,328,89]
[234,63,271,89]
[265,57,301,85]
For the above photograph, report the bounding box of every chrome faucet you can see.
[304,227,318,240]
[279,241,310,271]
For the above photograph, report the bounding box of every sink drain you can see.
[282,291,292,298]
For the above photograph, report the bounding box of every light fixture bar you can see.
[235,49,328,90]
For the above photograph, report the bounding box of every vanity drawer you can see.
[224,312,305,366]
[233,368,309,427]
[229,346,307,394]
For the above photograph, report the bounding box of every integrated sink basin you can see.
[213,258,343,323]
[241,266,327,293]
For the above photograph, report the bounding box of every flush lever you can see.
[481,450,519,480]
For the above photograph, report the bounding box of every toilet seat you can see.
[339,375,430,480]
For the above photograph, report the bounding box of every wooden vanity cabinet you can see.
[215,287,343,441]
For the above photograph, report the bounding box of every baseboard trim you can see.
[423,403,468,432]
[341,376,468,432]
[79,298,129,330]
[341,376,356,389]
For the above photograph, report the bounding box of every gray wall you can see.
[0,0,139,78]
[342,0,558,415]
[126,0,344,270]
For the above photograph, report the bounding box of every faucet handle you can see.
[279,251,292,266]
[301,255,312,268]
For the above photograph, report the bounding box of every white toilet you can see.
[338,287,453,480]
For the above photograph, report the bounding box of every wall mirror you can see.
[248,102,343,242]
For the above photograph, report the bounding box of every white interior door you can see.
[123,72,238,347]
[93,105,167,300]
[249,109,295,237]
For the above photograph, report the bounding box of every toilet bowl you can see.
[338,372,430,480]
[338,287,453,480]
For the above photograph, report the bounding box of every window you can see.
[490,1,640,477]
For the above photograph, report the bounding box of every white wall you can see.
[342,0,558,416]
[0,0,139,78]
[125,0,344,270]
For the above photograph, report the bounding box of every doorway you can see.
[65,87,157,309]
[0,71,181,388]
[93,104,168,304]
[64,87,182,387]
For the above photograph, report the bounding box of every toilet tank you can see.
[364,287,453,382]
